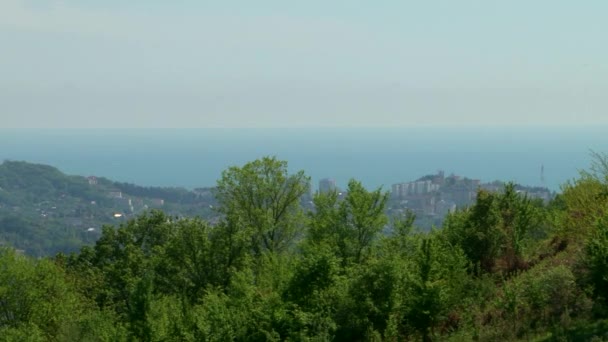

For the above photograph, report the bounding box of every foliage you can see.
[0,160,216,257]
[586,215,608,305]
[0,247,121,341]
[402,235,468,341]
[443,183,543,275]
[215,156,310,255]
[308,180,389,265]
[2,155,608,341]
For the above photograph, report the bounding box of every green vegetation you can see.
[0,160,216,256]
[2,154,608,340]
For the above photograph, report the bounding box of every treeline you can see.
[2,156,608,341]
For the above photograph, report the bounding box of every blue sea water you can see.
[1,126,606,192]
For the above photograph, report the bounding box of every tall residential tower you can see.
[319,178,337,194]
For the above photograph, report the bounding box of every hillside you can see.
[0,160,551,256]
[1,155,608,340]
[0,160,216,256]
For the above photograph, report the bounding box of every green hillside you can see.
[2,155,608,340]
[0,161,216,256]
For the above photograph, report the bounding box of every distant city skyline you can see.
[2,1,607,128]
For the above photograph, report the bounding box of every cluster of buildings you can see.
[315,171,553,229]
[391,180,440,198]
[389,171,470,220]
[392,171,553,227]
[88,176,165,218]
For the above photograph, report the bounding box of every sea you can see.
[1,126,607,192]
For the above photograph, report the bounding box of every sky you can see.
[1,0,607,128]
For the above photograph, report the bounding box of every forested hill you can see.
[2,155,608,340]
[0,160,216,256]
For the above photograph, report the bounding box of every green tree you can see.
[209,219,252,289]
[443,189,502,274]
[444,184,541,275]
[403,236,467,341]
[335,256,404,341]
[586,215,608,305]
[154,218,218,301]
[343,180,389,263]
[497,183,541,273]
[0,248,83,340]
[127,274,154,341]
[559,151,608,244]
[385,210,419,260]
[215,157,310,256]
[283,243,343,340]
[308,180,388,265]
[88,211,172,314]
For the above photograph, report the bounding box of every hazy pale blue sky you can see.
[1,0,607,128]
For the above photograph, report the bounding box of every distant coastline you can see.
[1,126,606,191]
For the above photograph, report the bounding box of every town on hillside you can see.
[316,171,553,229]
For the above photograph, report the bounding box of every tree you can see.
[497,183,541,273]
[559,151,608,244]
[0,248,84,340]
[214,157,310,255]
[154,218,219,302]
[344,180,389,263]
[586,215,608,305]
[583,150,608,185]
[444,184,541,275]
[385,209,418,260]
[443,190,501,274]
[403,236,468,342]
[308,180,389,265]
[89,211,173,314]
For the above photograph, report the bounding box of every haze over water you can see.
[1,126,605,192]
